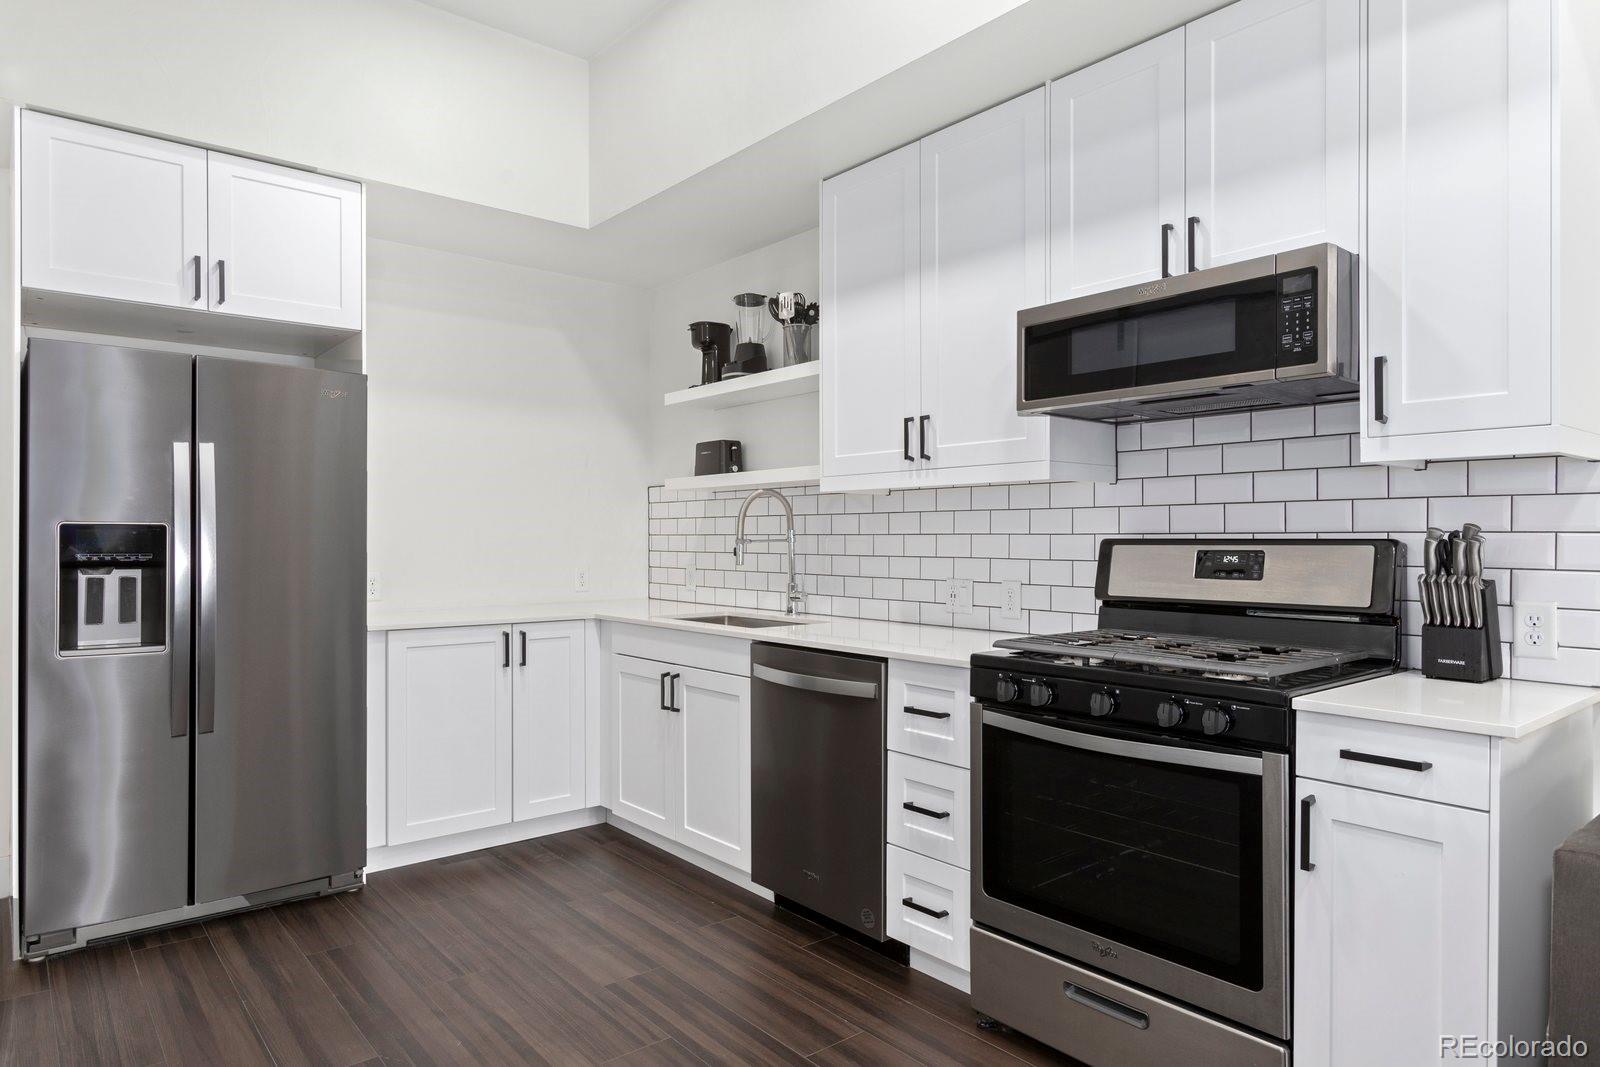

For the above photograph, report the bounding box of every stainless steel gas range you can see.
[969,538,1403,1067]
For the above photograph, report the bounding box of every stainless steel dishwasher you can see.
[751,642,888,941]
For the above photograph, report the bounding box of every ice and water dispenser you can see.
[57,523,166,656]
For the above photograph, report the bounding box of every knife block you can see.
[1420,580,1503,683]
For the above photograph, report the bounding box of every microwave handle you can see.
[1160,223,1174,279]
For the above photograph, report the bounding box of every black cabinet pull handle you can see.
[918,415,931,460]
[903,706,951,720]
[902,801,950,820]
[1186,216,1200,272]
[217,259,226,305]
[501,631,510,668]
[192,255,202,301]
[1339,748,1432,772]
[1300,795,1316,872]
[1373,356,1389,424]
[903,417,914,462]
[901,897,949,919]
[1160,222,1174,278]
[669,673,681,713]
[519,630,527,667]
[659,671,669,710]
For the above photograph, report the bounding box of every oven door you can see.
[971,705,1290,1040]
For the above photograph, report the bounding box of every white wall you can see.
[648,229,820,483]
[589,0,1029,222]
[0,0,589,226]
[367,239,653,609]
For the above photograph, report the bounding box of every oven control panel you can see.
[972,665,1288,750]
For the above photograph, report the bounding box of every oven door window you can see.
[981,718,1264,989]
[1022,273,1301,402]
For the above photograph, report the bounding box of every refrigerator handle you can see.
[197,442,218,734]
[171,443,192,738]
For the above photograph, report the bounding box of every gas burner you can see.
[995,628,1369,681]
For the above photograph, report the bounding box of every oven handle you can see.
[981,708,1263,777]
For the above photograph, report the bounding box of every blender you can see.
[727,293,769,377]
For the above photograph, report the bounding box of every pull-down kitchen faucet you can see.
[733,488,803,615]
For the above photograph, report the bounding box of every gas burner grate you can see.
[993,628,1368,680]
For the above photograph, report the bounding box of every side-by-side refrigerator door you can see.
[22,340,193,944]
[193,357,366,904]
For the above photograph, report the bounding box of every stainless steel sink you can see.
[678,613,798,629]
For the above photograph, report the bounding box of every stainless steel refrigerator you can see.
[20,338,366,955]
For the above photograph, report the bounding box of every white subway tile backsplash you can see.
[1117,423,1141,451]
[649,401,1600,681]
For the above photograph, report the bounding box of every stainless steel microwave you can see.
[1017,243,1357,422]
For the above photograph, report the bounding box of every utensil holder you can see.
[779,323,814,367]
[1420,580,1502,683]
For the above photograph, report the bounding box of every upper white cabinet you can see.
[21,112,208,309]
[511,621,587,823]
[1359,0,1597,461]
[1184,0,1360,269]
[820,143,923,481]
[1047,29,1186,300]
[207,152,362,330]
[386,626,514,845]
[821,90,1115,492]
[20,112,362,333]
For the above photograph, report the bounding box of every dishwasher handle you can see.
[753,662,879,700]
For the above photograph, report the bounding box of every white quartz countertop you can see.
[1294,671,1600,739]
[368,598,1011,668]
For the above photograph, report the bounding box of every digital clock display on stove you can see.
[1194,549,1265,581]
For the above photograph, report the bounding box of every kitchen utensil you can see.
[779,323,814,367]
[1463,535,1484,628]
[768,291,805,326]
[800,301,819,325]
[1423,527,1443,626]
[1449,532,1468,628]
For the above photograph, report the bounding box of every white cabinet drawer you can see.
[1297,711,1492,811]
[886,845,971,971]
[886,752,970,869]
[886,660,971,768]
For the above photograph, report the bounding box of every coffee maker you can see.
[688,321,733,385]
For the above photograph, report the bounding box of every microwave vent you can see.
[1145,394,1281,415]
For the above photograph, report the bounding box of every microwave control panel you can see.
[1276,269,1317,356]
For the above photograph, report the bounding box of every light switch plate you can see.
[1513,600,1557,660]
[996,580,1023,622]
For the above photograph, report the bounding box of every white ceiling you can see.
[415,0,668,58]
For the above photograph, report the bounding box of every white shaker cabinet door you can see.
[511,621,587,822]
[1184,0,1360,269]
[207,151,362,329]
[1048,28,1187,299]
[21,111,208,308]
[611,653,677,838]
[1364,0,1553,437]
[386,626,513,845]
[1293,780,1491,1067]
[673,665,752,872]
[918,88,1048,472]
[820,142,922,479]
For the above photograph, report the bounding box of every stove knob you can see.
[1201,706,1235,737]
[995,676,1021,703]
[1023,680,1054,708]
[1155,699,1186,729]
[1088,690,1118,718]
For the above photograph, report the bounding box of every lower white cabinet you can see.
[886,751,969,870]
[386,626,513,845]
[385,621,586,847]
[886,844,971,971]
[611,651,752,872]
[1293,780,1490,1067]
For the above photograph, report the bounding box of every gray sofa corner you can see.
[1551,815,1600,1066]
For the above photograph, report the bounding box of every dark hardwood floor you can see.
[0,824,1078,1065]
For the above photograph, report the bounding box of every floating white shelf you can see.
[662,464,822,494]
[663,361,820,411]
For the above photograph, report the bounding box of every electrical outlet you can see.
[366,573,381,601]
[685,565,699,590]
[939,578,973,614]
[997,580,1023,622]
[1514,600,1558,660]
[574,568,589,593]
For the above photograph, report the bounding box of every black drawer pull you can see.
[1300,794,1316,872]
[901,897,949,919]
[902,801,950,820]
[903,706,951,720]
[1339,748,1432,773]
